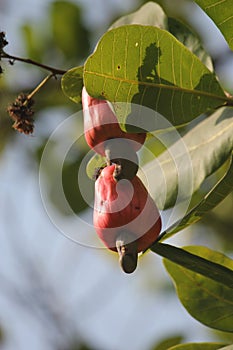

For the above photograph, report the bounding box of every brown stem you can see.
[26,74,54,101]
[1,51,67,76]
[225,99,233,107]
[104,139,139,180]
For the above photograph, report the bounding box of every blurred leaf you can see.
[151,243,233,289]
[194,0,233,50]
[163,246,233,332]
[0,325,4,344]
[168,343,228,350]
[151,335,183,350]
[110,2,167,29]
[202,210,233,252]
[110,2,213,70]
[84,25,228,129]
[61,66,84,104]
[35,78,79,111]
[21,24,43,61]
[139,133,167,165]
[142,107,233,210]
[51,0,90,61]
[78,344,94,350]
[39,138,91,216]
[162,152,233,238]
[60,160,90,215]
[66,340,93,350]
[218,346,233,350]
[0,108,14,154]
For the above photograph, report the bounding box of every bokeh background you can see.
[0,0,233,349]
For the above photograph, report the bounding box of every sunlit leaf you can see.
[86,153,106,180]
[163,246,233,332]
[84,25,229,129]
[61,66,83,104]
[61,2,213,107]
[161,151,233,238]
[111,2,213,70]
[142,107,233,210]
[194,0,233,50]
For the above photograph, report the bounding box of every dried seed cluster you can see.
[0,32,8,75]
[7,93,35,134]
[0,32,8,50]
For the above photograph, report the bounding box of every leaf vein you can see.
[178,266,233,304]
[218,15,233,26]
[84,70,228,103]
[205,0,227,10]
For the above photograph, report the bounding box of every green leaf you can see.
[84,25,228,128]
[152,335,183,350]
[61,3,212,107]
[51,0,89,60]
[86,153,106,180]
[111,2,213,70]
[142,107,233,210]
[194,0,233,50]
[151,243,233,289]
[39,139,90,216]
[110,2,167,30]
[21,24,43,62]
[61,66,83,104]
[60,159,90,215]
[161,151,233,238]
[167,17,213,71]
[163,245,233,332]
[168,343,228,350]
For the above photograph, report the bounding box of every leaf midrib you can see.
[84,70,230,103]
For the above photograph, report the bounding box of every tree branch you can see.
[1,51,67,76]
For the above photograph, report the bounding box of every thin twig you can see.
[1,51,67,75]
[26,74,54,101]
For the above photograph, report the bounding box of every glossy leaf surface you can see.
[163,246,233,332]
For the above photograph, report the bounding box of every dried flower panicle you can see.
[7,93,35,134]
[0,32,8,51]
[0,32,8,75]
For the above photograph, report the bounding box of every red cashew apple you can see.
[82,86,146,156]
[93,164,162,272]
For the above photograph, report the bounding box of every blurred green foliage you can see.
[151,335,183,350]
[51,1,90,62]
[1,0,92,216]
